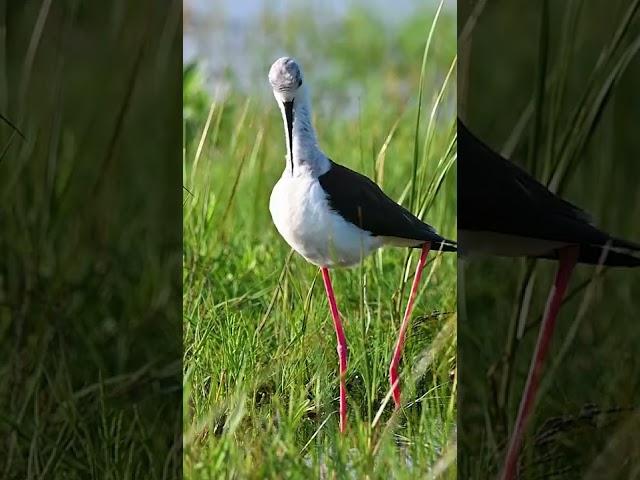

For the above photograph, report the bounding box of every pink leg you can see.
[389,242,431,408]
[321,267,348,433]
[500,245,579,480]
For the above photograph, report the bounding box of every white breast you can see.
[269,172,383,267]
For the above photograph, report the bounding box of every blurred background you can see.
[184,0,455,99]
[459,1,640,478]
[183,1,457,478]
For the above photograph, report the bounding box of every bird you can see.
[267,56,456,433]
[458,118,640,479]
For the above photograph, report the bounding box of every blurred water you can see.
[184,0,455,98]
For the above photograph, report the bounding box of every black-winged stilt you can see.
[458,119,640,479]
[267,57,456,433]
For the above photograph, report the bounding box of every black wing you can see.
[318,160,456,252]
[458,119,640,265]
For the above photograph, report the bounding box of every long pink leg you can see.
[500,245,579,480]
[389,242,431,408]
[320,267,348,433]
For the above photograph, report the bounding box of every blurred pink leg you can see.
[321,267,348,433]
[500,245,579,480]
[389,242,431,408]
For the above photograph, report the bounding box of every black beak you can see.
[283,100,294,171]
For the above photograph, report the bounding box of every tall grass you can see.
[0,1,182,478]
[459,1,640,477]
[183,4,457,478]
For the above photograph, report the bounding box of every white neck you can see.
[278,86,329,176]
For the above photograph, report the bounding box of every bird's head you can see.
[269,56,304,104]
[269,57,305,164]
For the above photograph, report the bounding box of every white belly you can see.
[269,174,383,267]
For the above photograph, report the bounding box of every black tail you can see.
[416,238,457,253]
[542,237,640,267]
[581,237,640,267]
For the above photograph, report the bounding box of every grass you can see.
[183,4,457,479]
[0,2,181,478]
[459,1,640,478]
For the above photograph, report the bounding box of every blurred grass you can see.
[0,1,181,478]
[459,1,640,478]
[183,3,457,479]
